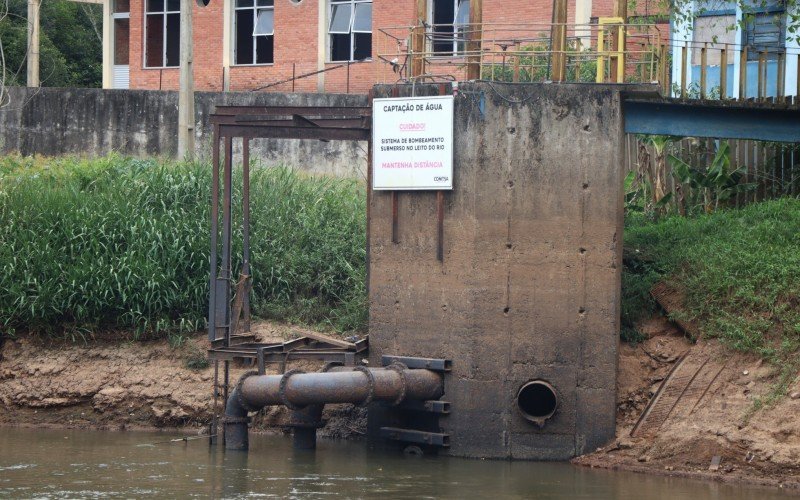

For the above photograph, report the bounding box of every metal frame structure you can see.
[206,103,372,444]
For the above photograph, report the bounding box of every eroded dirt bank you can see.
[573,317,800,490]
[1,319,799,489]
[0,323,365,439]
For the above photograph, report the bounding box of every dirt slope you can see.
[574,316,800,490]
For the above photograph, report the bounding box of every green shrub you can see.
[0,155,367,340]
[622,198,800,364]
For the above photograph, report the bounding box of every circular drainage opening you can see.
[517,380,558,426]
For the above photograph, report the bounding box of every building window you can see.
[144,0,180,68]
[431,0,469,54]
[113,0,130,66]
[329,0,372,62]
[235,0,274,65]
[742,1,786,61]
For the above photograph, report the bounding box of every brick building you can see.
[101,0,626,93]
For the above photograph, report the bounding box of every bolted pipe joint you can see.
[224,371,260,451]
[224,366,444,451]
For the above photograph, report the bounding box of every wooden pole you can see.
[611,0,627,83]
[680,45,687,98]
[550,0,567,81]
[466,0,483,80]
[739,46,748,100]
[26,0,40,87]
[410,0,427,78]
[178,0,195,159]
[700,45,707,98]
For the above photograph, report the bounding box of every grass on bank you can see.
[0,155,367,343]
[622,198,800,382]
[1,155,798,387]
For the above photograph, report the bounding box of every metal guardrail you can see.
[376,21,799,101]
[376,21,664,85]
[669,39,800,100]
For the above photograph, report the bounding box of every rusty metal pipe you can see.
[224,367,443,450]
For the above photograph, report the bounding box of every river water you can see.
[0,428,792,499]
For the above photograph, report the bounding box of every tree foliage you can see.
[646,0,799,45]
[0,0,101,89]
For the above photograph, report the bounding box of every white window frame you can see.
[328,0,372,62]
[428,0,469,55]
[143,0,180,69]
[233,0,275,66]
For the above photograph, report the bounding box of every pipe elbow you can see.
[224,374,256,451]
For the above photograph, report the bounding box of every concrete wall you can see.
[368,82,624,460]
[0,87,368,178]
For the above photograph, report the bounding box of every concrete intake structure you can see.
[367,82,629,459]
[224,366,444,450]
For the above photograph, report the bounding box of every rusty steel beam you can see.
[212,105,370,116]
[209,115,369,128]
[242,138,251,334]
[216,124,370,141]
[208,124,220,342]
[207,349,362,364]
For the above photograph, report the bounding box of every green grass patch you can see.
[2,153,798,377]
[0,155,367,341]
[622,198,800,366]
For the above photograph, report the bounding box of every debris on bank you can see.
[573,316,800,490]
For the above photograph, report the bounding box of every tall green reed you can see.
[0,155,367,341]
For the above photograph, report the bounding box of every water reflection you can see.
[0,428,791,499]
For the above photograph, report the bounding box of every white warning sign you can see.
[372,95,454,190]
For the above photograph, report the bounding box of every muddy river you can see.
[0,428,792,498]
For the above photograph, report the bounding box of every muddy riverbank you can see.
[1,319,798,490]
[0,323,365,439]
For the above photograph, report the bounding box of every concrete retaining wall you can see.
[0,87,368,178]
[367,82,624,459]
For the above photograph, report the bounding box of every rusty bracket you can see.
[380,427,450,447]
[391,191,399,244]
[391,399,451,414]
[436,190,444,261]
[381,355,451,372]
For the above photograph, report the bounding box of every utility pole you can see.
[465,0,482,80]
[26,0,40,87]
[178,0,195,159]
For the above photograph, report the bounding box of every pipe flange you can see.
[279,369,307,411]
[235,370,261,413]
[353,366,376,407]
[385,362,408,406]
